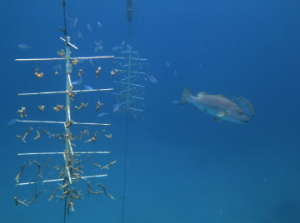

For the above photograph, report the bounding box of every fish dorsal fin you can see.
[217,112,226,117]
[197,92,209,97]
[215,94,228,99]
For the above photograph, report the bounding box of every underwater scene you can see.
[0,0,300,222]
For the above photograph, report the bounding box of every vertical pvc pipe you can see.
[65,36,72,184]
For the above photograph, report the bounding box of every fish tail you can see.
[179,86,192,105]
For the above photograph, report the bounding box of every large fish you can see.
[179,86,249,124]
[231,94,255,117]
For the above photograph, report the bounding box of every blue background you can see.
[0,0,300,222]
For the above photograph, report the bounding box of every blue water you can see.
[1,0,300,222]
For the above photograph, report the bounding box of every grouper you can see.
[179,86,249,124]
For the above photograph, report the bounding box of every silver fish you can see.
[113,104,120,113]
[18,44,31,49]
[231,94,255,117]
[112,46,123,51]
[66,13,74,20]
[77,31,83,39]
[87,24,92,32]
[95,40,103,52]
[74,18,78,27]
[72,77,82,85]
[147,75,157,83]
[97,21,102,29]
[84,85,93,90]
[179,86,249,124]
[98,112,109,117]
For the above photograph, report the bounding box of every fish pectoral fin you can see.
[217,112,226,117]
[214,117,223,122]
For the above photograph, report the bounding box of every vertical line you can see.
[122,112,129,223]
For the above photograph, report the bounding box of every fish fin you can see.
[179,86,191,105]
[197,92,209,97]
[215,94,228,99]
[217,112,226,117]
[231,94,237,101]
[195,106,201,111]
[214,117,223,122]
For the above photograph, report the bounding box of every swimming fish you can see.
[112,41,125,51]
[77,31,83,39]
[179,86,249,124]
[6,119,18,126]
[18,44,31,49]
[95,40,103,52]
[72,77,82,85]
[112,46,123,51]
[97,21,102,29]
[98,112,109,117]
[87,24,92,32]
[147,75,157,83]
[113,104,120,113]
[65,13,74,20]
[84,85,93,90]
[231,94,255,117]
[74,18,78,27]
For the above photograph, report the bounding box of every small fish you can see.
[172,100,179,104]
[95,45,103,52]
[97,21,102,29]
[147,75,157,83]
[87,24,92,32]
[66,13,74,20]
[84,85,93,90]
[166,62,170,67]
[77,31,83,39]
[6,119,18,126]
[174,69,177,75]
[231,94,255,117]
[112,46,123,51]
[18,44,31,49]
[72,77,83,85]
[179,86,249,124]
[113,104,120,113]
[95,40,103,52]
[98,112,109,117]
[74,18,78,27]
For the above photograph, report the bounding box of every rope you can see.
[121,112,129,223]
